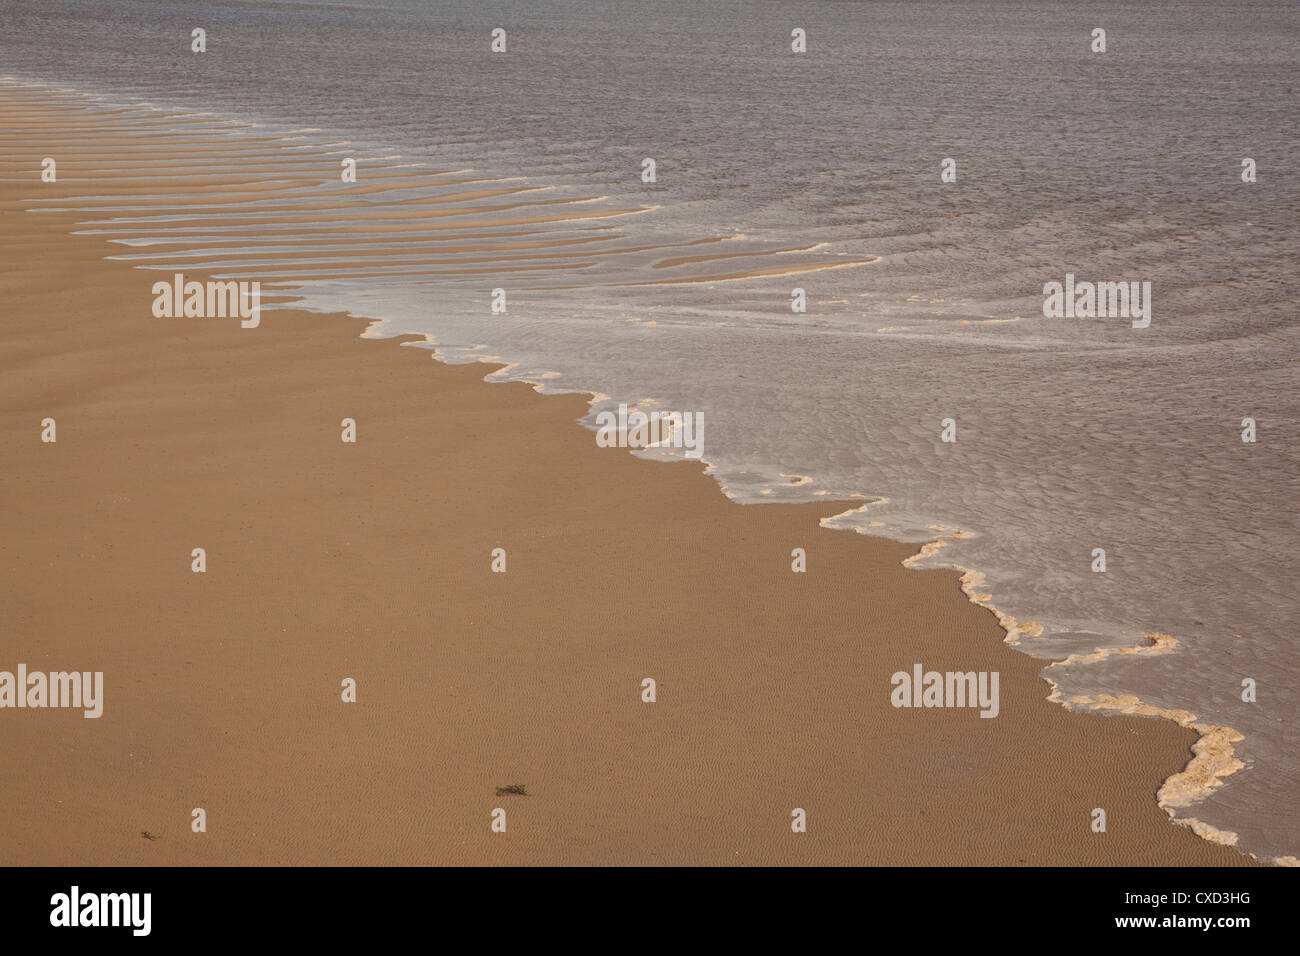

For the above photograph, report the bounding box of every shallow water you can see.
[2,0,1296,861]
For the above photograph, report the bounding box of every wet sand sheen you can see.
[0,87,1252,865]
[1,86,872,289]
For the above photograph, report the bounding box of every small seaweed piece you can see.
[495,784,529,796]
[141,831,159,841]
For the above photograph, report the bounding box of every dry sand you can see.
[0,87,1251,865]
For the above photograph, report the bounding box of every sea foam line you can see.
[819,502,1271,863]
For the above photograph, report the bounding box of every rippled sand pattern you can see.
[2,82,875,297]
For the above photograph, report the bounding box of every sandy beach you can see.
[0,87,1253,866]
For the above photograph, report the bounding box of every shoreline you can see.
[0,83,1259,865]
[369,329,1260,861]
[823,504,1260,859]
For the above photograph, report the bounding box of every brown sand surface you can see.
[0,89,1251,865]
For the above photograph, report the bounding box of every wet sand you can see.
[0,87,1251,865]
